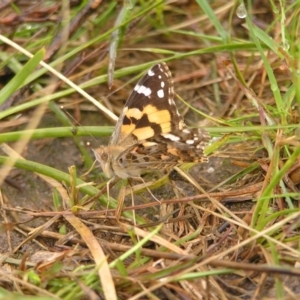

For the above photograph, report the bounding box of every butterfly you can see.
[93,62,210,180]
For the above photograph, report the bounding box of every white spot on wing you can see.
[186,140,194,144]
[134,84,152,96]
[161,81,165,88]
[162,133,180,142]
[143,141,158,147]
[158,75,162,79]
[157,89,164,98]
[148,69,155,76]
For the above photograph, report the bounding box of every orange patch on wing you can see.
[121,104,173,138]
[179,120,185,130]
[167,147,180,157]
[160,154,171,160]
[146,107,171,124]
[143,104,158,115]
[160,122,172,133]
[143,105,172,133]
[142,141,158,147]
[132,126,155,140]
[121,123,136,135]
[126,108,143,119]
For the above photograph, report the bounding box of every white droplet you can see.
[207,167,215,174]
[124,0,133,9]
[280,41,290,51]
[236,3,247,19]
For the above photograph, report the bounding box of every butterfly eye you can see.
[93,148,109,163]
[101,152,109,161]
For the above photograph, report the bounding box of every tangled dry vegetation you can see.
[0,1,300,299]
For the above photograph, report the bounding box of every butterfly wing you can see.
[95,62,210,179]
[109,63,184,147]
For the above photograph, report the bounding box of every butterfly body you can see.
[94,62,210,179]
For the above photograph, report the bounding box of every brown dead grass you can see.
[1,0,300,299]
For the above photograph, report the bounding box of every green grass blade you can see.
[195,0,228,42]
[0,48,45,106]
[0,127,113,143]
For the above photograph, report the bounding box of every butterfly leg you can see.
[136,176,161,203]
[105,176,115,213]
[127,179,137,227]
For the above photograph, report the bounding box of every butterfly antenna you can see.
[137,176,161,203]
[60,105,98,143]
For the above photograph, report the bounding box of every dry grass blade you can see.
[64,213,117,300]
[12,215,60,253]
